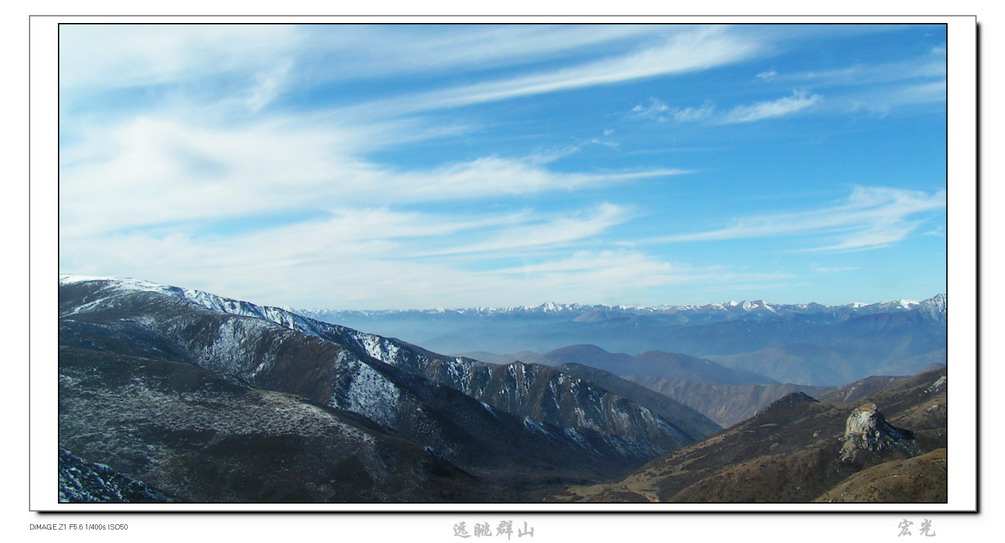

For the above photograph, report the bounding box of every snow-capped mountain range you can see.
[295,293,946,322]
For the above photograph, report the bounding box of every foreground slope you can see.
[814,448,947,502]
[60,346,491,502]
[556,367,946,502]
[58,447,173,503]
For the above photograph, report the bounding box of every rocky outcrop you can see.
[838,402,921,463]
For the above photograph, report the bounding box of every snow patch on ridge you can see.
[330,360,400,430]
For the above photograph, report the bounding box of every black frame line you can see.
[36,15,977,515]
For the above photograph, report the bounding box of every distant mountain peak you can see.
[769,391,820,408]
[547,344,612,355]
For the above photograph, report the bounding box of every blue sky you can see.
[58,24,947,309]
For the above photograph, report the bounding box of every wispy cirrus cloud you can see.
[60,25,673,98]
[649,186,946,252]
[628,47,944,128]
[716,90,822,124]
[771,46,946,88]
[630,90,821,126]
[846,80,946,116]
[629,98,716,123]
[414,203,631,257]
[757,47,945,115]
[301,25,677,79]
[345,26,763,118]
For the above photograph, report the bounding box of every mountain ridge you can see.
[58,275,720,494]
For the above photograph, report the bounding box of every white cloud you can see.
[415,203,631,257]
[345,26,762,117]
[672,102,717,123]
[843,80,946,117]
[59,238,793,309]
[778,54,946,88]
[751,49,945,117]
[589,138,619,149]
[59,115,686,237]
[484,250,797,302]
[58,202,629,308]
[60,25,302,93]
[629,98,715,123]
[301,25,675,79]
[891,81,947,105]
[59,206,728,309]
[55,24,946,309]
[650,186,946,252]
[630,90,819,126]
[244,59,294,113]
[59,24,687,115]
[716,90,821,124]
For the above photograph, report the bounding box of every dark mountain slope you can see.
[552,363,722,438]
[59,276,715,486]
[328,332,718,453]
[59,280,640,480]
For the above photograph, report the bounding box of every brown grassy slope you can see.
[814,448,947,503]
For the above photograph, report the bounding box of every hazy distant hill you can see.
[625,378,833,428]
[462,344,777,385]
